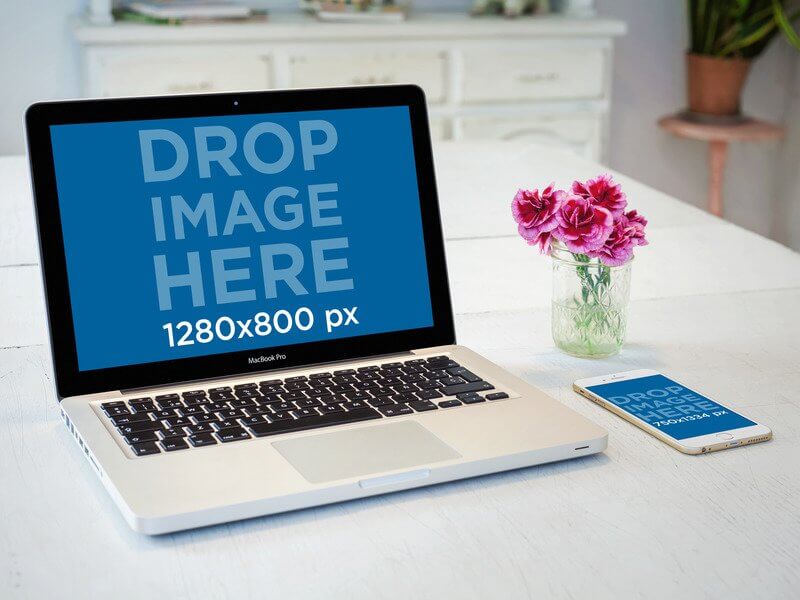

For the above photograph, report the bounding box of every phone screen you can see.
[586,374,755,440]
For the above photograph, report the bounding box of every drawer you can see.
[95,52,271,97]
[459,114,602,160]
[289,51,446,103]
[461,48,605,103]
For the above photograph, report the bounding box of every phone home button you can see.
[715,433,734,441]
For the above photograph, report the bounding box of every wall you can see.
[0,0,85,155]
[0,0,798,249]
[596,0,798,247]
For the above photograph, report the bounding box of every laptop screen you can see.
[48,106,434,372]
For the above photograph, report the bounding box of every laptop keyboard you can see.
[98,355,510,457]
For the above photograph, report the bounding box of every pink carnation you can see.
[587,216,636,266]
[511,185,561,250]
[554,194,614,253]
[625,209,648,246]
[572,173,627,218]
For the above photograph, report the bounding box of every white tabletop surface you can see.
[1,142,799,599]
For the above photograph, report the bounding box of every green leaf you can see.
[773,0,800,50]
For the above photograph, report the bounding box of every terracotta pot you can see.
[686,53,752,116]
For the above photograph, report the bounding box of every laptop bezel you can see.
[26,85,455,399]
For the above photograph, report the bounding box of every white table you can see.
[2,142,799,599]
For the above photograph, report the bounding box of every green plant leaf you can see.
[773,0,800,49]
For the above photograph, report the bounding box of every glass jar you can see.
[550,242,632,358]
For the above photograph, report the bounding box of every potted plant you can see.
[687,0,800,118]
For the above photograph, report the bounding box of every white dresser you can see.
[73,13,625,161]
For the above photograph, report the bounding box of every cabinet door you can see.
[94,50,271,97]
[289,51,446,104]
[459,114,602,160]
[461,47,605,104]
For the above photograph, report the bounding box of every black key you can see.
[291,408,319,419]
[409,400,438,412]
[367,397,395,408]
[319,404,344,415]
[188,433,217,447]
[342,400,368,410]
[209,391,235,401]
[192,414,217,424]
[417,389,443,400]
[378,405,414,417]
[309,372,333,379]
[217,408,246,419]
[405,359,427,365]
[234,382,258,390]
[155,393,180,401]
[391,384,419,395]
[241,415,269,427]
[357,365,380,372]
[119,421,162,435]
[129,400,156,413]
[212,419,239,431]
[296,398,323,409]
[438,400,462,408]
[153,409,178,419]
[156,398,183,409]
[103,406,130,417]
[442,381,494,396]
[417,380,442,390]
[158,427,187,439]
[260,385,285,395]
[285,382,310,391]
[447,367,482,383]
[125,397,151,405]
[160,437,189,452]
[426,355,450,363]
[285,375,308,383]
[101,401,126,410]
[216,427,250,443]
[371,387,394,397]
[180,405,206,417]
[259,394,283,405]
[401,365,425,374]
[182,389,206,397]
[111,412,152,426]
[282,392,308,402]
[163,417,191,429]
[183,396,209,407]
[248,407,381,438]
[245,406,273,416]
[259,379,282,386]
[186,423,214,435]
[404,373,426,383]
[206,401,229,412]
[439,377,465,387]
[344,391,371,401]
[208,386,232,393]
[124,431,159,445]
[234,390,261,400]
[391,393,418,404]
[381,362,403,369]
[328,385,353,394]
[332,369,356,375]
[272,402,295,412]
[131,442,160,456]
[270,411,293,421]
[457,392,485,404]
[486,392,509,401]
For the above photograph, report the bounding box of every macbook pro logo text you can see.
[248,353,287,365]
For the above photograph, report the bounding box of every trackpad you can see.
[273,421,461,484]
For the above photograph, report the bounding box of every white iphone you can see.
[573,369,772,454]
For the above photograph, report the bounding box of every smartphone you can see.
[573,369,772,454]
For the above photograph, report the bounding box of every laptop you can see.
[25,85,607,534]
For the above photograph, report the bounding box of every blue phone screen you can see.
[586,374,755,440]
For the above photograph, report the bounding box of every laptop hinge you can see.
[119,349,420,395]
